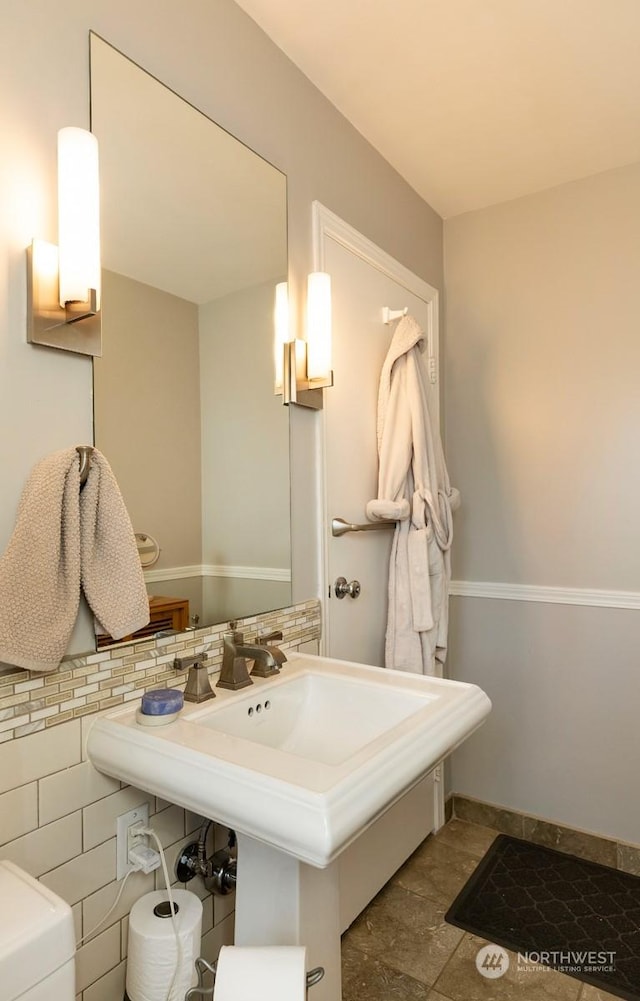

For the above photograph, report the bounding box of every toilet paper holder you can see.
[185,956,325,1000]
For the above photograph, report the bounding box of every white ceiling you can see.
[234,0,640,218]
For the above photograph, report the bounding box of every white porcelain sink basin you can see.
[199,671,436,765]
[88,652,490,866]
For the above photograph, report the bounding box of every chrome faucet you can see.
[217,630,283,691]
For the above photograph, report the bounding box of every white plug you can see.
[128,843,161,874]
[128,821,161,873]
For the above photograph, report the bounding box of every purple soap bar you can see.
[140,689,184,716]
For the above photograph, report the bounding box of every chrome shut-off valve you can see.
[175,821,237,895]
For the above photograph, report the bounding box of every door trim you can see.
[311,201,441,657]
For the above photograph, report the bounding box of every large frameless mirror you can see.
[90,34,291,649]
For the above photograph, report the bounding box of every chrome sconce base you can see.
[27,240,102,357]
[278,338,333,410]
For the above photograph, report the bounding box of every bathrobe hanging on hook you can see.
[366,315,459,675]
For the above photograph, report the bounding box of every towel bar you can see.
[331,517,396,537]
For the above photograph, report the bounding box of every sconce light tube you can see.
[27,126,102,356]
[57,127,101,309]
[273,272,333,409]
[306,272,332,382]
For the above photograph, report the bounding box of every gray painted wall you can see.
[445,162,640,842]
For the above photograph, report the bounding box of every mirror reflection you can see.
[90,35,291,648]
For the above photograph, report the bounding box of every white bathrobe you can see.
[366,316,459,675]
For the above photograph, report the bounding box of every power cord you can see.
[76,867,135,946]
[76,836,162,947]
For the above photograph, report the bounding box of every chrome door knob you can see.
[334,577,361,599]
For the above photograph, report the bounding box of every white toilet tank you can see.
[0,860,75,1000]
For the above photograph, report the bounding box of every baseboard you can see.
[452,794,640,875]
[444,792,454,824]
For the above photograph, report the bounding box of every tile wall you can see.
[0,599,321,1000]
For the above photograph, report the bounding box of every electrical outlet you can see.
[116,803,150,880]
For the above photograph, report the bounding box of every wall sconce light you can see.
[27,127,102,356]
[274,273,333,410]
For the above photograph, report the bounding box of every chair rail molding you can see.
[449,579,640,610]
[144,564,291,584]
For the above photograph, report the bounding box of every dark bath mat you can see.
[445,834,640,1000]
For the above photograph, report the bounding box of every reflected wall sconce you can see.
[274,272,333,410]
[27,127,102,356]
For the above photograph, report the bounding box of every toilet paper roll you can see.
[213,945,307,1001]
[126,889,203,1001]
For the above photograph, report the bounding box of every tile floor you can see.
[341,819,620,1001]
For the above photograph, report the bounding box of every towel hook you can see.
[382,306,408,325]
[76,445,93,489]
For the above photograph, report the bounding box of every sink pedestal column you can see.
[235,833,342,1001]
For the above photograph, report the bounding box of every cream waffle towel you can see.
[0,447,149,673]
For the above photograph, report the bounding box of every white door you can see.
[314,205,439,665]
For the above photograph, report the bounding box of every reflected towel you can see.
[0,447,149,673]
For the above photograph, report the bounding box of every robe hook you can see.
[382,306,409,325]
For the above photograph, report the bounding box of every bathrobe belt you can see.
[407,487,453,634]
[411,487,454,550]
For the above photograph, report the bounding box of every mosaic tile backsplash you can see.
[0,599,321,743]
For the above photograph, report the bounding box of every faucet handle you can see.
[174,652,206,672]
[255,629,283,643]
[177,653,216,704]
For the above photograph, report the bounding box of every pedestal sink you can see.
[88,652,491,999]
